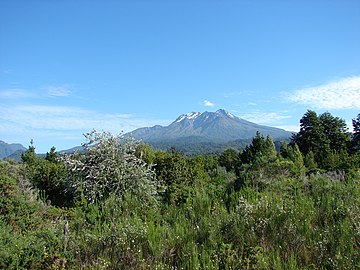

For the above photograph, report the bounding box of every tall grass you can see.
[64,173,360,269]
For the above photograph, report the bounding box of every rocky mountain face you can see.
[129,109,293,147]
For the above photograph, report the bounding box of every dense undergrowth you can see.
[1,156,359,269]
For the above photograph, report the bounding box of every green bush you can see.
[0,161,70,269]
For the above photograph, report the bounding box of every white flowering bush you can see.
[61,130,160,205]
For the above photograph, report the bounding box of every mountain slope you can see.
[0,140,26,159]
[129,109,293,147]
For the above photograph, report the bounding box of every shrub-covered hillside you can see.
[1,111,359,269]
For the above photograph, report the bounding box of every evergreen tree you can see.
[291,110,351,170]
[351,113,360,153]
[319,112,350,152]
[218,148,238,172]
[304,150,318,173]
[21,139,36,164]
[240,131,264,164]
[291,110,323,155]
[45,146,58,163]
[154,149,194,205]
[280,142,291,159]
[264,135,277,160]
[240,132,276,165]
[280,143,306,176]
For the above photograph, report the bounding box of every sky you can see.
[1,0,360,153]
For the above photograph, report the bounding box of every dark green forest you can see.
[1,111,359,269]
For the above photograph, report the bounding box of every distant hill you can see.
[0,140,26,160]
[59,146,85,155]
[128,109,294,153]
[0,141,85,162]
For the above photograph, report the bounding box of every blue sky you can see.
[1,0,360,153]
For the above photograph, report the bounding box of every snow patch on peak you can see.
[186,112,201,119]
[216,109,236,119]
[175,112,201,123]
[175,115,186,123]
[226,111,236,118]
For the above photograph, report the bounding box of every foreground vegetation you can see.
[1,111,359,269]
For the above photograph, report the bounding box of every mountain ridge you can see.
[1,109,295,158]
[128,109,293,148]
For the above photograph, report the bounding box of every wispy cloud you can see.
[46,85,72,97]
[202,100,215,107]
[0,85,73,99]
[0,89,36,99]
[0,104,163,132]
[286,76,360,109]
[0,104,168,151]
[241,111,291,125]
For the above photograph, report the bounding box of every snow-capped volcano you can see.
[128,109,293,146]
[175,110,236,124]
